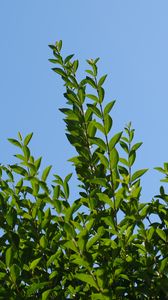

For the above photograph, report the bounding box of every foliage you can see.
[0,40,168,299]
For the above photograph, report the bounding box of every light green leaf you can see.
[89,178,108,187]
[131,142,143,151]
[94,121,105,134]
[40,236,48,249]
[104,114,112,134]
[110,148,119,169]
[75,273,98,290]
[104,100,116,115]
[156,228,167,242]
[109,132,122,151]
[5,247,13,267]
[87,94,99,102]
[42,165,52,182]
[42,290,52,300]
[97,153,109,168]
[30,257,42,270]
[98,87,105,103]
[98,74,107,86]
[97,193,113,208]
[8,138,22,148]
[131,169,148,182]
[159,257,168,272]
[89,137,106,151]
[24,133,33,146]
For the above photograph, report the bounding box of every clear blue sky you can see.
[1,1,168,201]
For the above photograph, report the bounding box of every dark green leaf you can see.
[10,264,20,283]
[52,68,66,77]
[64,54,74,64]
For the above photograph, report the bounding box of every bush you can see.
[0,40,168,299]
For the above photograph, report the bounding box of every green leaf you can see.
[120,141,129,153]
[86,234,100,250]
[85,76,97,88]
[65,173,72,182]
[8,138,21,148]
[42,290,52,300]
[156,228,167,242]
[23,145,30,161]
[119,157,129,166]
[97,193,113,208]
[89,137,106,151]
[87,104,101,118]
[129,150,136,166]
[131,169,148,182]
[87,94,99,102]
[56,40,62,51]
[94,121,105,134]
[98,87,105,103]
[63,180,70,199]
[159,257,168,272]
[24,133,33,146]
[104,100,116,115]
[85,69,94,76]
[64,222,75,237]
[154,167,166,174]
[110,148,119,169]
[0,272,6,280]
[109,132,122,151]
[10,165,28,176]
[27,282,49,296]
[5,247,13,267]
[64,54,74,64]
[75,273,99,290]
[35,157,42,170]
[89,178,108,187]
[42,165,52,181]
[30,257,42,270]
[53,185,60,199]
[40,236,48,249]
[97,153,109,168]
[10,264,20,283]
[98,74,107,86]
[104,115,112,134]
[131,142,143,151]
[52,68,66,77]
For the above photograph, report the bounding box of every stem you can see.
[95,78,117,225]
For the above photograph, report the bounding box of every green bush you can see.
[0,40,168,299]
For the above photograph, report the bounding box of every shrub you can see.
[0,40,168,299]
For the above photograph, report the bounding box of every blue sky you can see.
[0,1,168,201]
